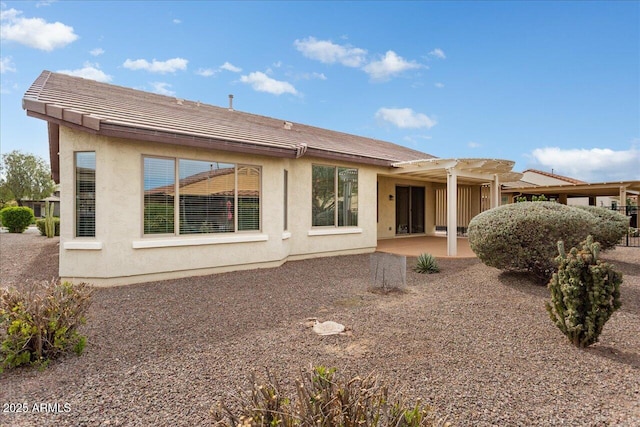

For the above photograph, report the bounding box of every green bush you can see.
[212,366,446,426]
[468,202,598,282]
[35,217,61,236]
[546,236,622,348]
[574,206,629,250]
[0,280,92,371]
[0,206,35,233]
[414,253,440,274]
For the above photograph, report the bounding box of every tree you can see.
[0,151,55,206]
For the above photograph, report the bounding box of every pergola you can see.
[390,158,522,256]
[501,180,640,206]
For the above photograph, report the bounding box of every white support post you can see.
[491,174,500,208]
[447,169,457,256]
[619,186,627,207]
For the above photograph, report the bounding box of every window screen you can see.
[237,165,260,231]
[338,168,358,226]
[75,152,96,237]
[143,157,175,234]
[179,160,235,234]
[312,165,335,226]
[312,165,358,227]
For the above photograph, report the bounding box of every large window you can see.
[143,157,260,235]
[75,152,96,237]
[312,165,358,227]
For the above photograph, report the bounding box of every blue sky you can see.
[1,0,638,182]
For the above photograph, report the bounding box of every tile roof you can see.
[522,169,587,185]
[23,71,435,168]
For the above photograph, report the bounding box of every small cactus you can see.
[44,201,55,238]
[546,235,622,348]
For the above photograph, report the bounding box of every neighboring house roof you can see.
[23,71,435,182]
[145,166,259,197]
[522,169,587,185]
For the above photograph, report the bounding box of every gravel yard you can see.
[0,232,639,426]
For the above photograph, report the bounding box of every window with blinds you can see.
[143,157,261,235]
[75,152,96,237]
[312,165,358,227]
[144,157,175,234]
[237,165,260,231]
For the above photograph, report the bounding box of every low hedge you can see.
[574,205,629,250]
[0,206,35,233]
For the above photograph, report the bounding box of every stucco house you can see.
[21,185,61,218]
[23,71,520,286]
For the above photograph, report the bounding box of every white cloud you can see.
[299,72,327,80]
[57,62,112,83]
[220,61,241,72]
[172,19,181,24]
[429,48,446,59]
[196,62,242,77]
[196,68,216,77]
[468,141,481,149]
[0,7,78,51]
[239,71,298,95]
[363,51,422,82]
[123,57,188,73]
[1,56,16,73]
[294,37,367,67]
[149,82,175,96]
[375,107,437,129]
[529,146,640,181]
[89,47,104,56]
[36,1,56,7]
[434,82,445,88]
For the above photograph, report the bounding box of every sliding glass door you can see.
[395,186,425,235]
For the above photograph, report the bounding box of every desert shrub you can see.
[35,218,61,236]
[516,194,548,202]
[212,366,446,426]
[414,253,440,274]
[574,206,628,250]
[468,202,598,282]
[0,280,92,371]
[546,236,622,348]
[0,206,34,233]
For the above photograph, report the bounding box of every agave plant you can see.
[414,253,440,274]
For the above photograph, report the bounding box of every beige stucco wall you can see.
[58,127,380,286]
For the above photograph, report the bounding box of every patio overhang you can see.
[501,180,640,201]
[389,158,522,184]
[387,158,522,257]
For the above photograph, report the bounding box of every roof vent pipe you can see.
[228,94,234,111]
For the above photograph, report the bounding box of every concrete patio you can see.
[376,235,476,258]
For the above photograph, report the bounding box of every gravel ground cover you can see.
[0,232,639,426]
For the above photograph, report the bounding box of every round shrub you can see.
[0,206,35,233]
[574,205,629,250]
[468,202,598,281]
